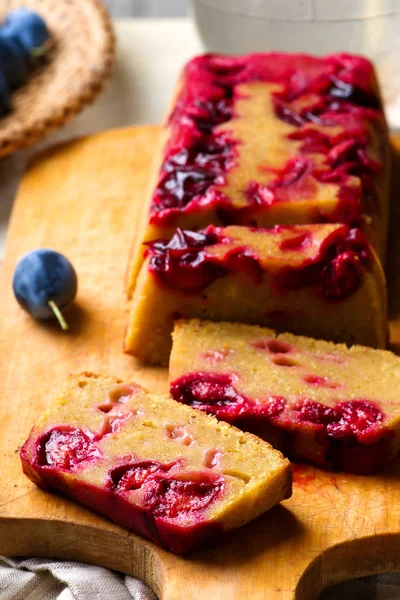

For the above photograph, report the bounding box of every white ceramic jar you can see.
[189,0,400,121]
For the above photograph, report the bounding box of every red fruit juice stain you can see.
[291,463,338,490]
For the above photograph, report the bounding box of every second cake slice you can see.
[170,320,400,474]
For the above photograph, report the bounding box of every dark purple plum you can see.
[0,70,11,115]
[13,249,78,330]
[2,8,49,54]
[0,34,29,89]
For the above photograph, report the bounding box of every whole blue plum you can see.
[2,7,49,53]
[0,34,29,89]
[0,69,11,114]
[13,249,78,330]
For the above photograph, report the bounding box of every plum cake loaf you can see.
[20,373,292,554]
[127,51,390,293]
[124,223,387,365]
[170,320,400,474]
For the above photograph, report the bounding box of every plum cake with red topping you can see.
[20,372,292,554]
[124,224,387,365]
[169,320,400,474]
[127,52,390,293]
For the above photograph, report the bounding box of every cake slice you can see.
[127,52,390,293]
[20,372,292,554]
[170,320,400,474]
[125,224,387,365]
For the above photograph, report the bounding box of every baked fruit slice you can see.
[125,223,387,365]
[127,52,390,293]
[20,372,292,554]
[170,319,400,474]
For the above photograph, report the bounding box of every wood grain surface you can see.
[0,126,400,600]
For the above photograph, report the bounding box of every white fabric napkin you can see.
[0,557,157,600]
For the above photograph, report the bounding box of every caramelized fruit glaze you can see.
[151,53,384,234]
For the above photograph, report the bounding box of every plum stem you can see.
[48,300,68,331]
[30,45,48,58]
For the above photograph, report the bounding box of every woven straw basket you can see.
[0,0,115,157]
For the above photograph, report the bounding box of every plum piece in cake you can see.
[20,372,292,554]
[169,320,400,474]
[124,223,387,365]
[127,52,390,293]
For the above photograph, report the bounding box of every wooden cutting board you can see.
[1,125,400,600]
